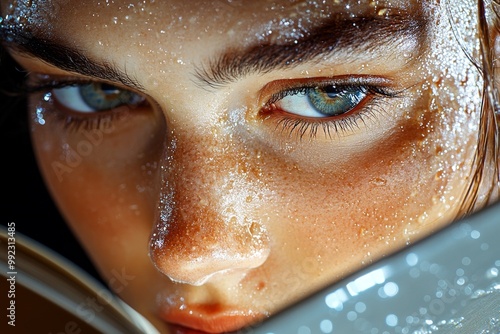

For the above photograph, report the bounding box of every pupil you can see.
[99,83,121,95]
[324,85,343,98]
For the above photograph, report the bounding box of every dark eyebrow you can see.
[0,28,144,91]
[195,13,428,89]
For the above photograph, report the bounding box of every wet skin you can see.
[0,0,493,332]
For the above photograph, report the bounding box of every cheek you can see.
[29,101,165,278]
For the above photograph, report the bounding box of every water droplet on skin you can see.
[378,8,388,16]
[431,195,440,205]
[369,177,387,186]
[248,222,261,237]
[417,212,429,224]
[35,106,46,125]
[434,169,444,181]
[358,227,369,237]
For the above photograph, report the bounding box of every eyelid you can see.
[23,73,141,95]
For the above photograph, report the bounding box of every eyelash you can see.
[20,75,402,138]
[262,80,402,140]
[21,77,146,131]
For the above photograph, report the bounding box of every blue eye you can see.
[275,85,369,118]
[52,82,145,113]
[262,79,401,140]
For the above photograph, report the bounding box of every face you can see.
[0,0,492,332]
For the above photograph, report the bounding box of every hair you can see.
[456,0,500,218]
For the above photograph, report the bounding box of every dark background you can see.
[0,48,103,283]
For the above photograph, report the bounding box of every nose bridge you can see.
[149,130,270,286]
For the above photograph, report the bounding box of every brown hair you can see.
[457,0,500,218]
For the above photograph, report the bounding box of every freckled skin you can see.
[2,0,495,333]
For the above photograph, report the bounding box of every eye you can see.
[261,78,402,139]
[276,85,369,118]
[52,82,145,113]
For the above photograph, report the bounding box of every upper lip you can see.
[159,303,264,333]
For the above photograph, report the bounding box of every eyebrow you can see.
[195,13,428,89]
[0,27,144,91]
[0,11,426,92]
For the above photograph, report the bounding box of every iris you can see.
[307,85,367,116]
[79,83,144,111]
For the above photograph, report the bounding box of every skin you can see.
[1,0,495,332]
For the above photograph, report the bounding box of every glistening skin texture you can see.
[0,0,492,332]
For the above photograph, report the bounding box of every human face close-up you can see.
[1,0,497,333]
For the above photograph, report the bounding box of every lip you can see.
[167,324,211,334]
[160,304,264,333]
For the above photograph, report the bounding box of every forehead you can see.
[2,0,417,17]
[0,0,430,81]
[1,0,422,42]
[0,1,435,90]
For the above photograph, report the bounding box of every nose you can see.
[148,131,270,286]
